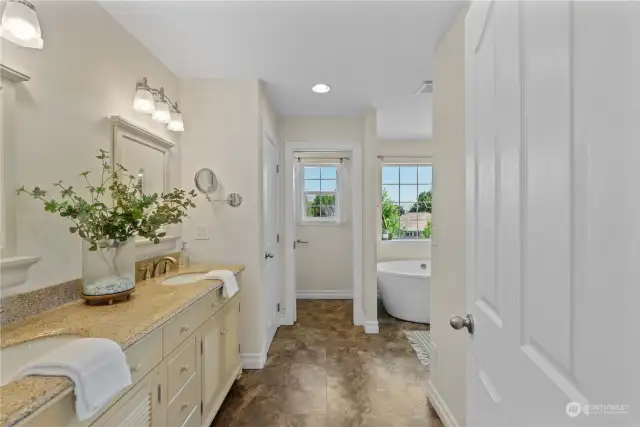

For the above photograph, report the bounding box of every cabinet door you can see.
[201,310,225,418]
[97,368,164,427]
[223,299,241,379]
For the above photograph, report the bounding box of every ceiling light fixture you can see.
[311,83,331,94]
[0,0,43,49]
[132,77,184,132]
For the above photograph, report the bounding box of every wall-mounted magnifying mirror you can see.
[194,168,218,201]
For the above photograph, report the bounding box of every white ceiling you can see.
[101,1,463,120]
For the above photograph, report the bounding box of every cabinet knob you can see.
[129,363,142,373]
[221,328,228,335]
[180,325,190,333]
[181,403,189,411]
[180,364,189,373]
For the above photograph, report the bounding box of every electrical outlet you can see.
[195,223,210,240]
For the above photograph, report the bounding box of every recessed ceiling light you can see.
[312,83,331,94]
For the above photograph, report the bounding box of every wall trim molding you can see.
[354,309,365,327]
[296,290,353,300]
[364,320,379,334]
[426,379,461,427]
[0,64,30,83]
[240,352,267,370]
[108,115,175,150]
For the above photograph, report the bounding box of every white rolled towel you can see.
[203,269,239,298]
[17,338,132,421]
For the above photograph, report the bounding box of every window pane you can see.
[400,166,417,184]
[321,179,336,192]
[321,166,337,179]
[304,179,320,191]
[382,166,399,184]
[418,166,432,184]
[400,185,418,203]
[304,167,320,179]
[382,185,400,202]
[418,184,432,195]
[321,205,336,218]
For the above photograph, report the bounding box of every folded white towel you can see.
[17,338,132,421]
[203,269,239,298]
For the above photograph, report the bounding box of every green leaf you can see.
[69,226,78,233]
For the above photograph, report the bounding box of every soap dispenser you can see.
[179,242,190,267]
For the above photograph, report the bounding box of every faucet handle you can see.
[139,263,153,280]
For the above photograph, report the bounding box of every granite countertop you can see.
[0,264,244,427]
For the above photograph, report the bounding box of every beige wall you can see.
[1,0,181,296]
[429,7,468,427]
[180,78,267,359]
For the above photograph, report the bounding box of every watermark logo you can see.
[566,402,629,417]
[566,402,582,418]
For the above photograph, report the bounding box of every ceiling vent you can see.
[415,80,433,95]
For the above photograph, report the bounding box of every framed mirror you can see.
[194,168,218,200]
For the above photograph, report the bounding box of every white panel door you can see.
[262,133,280,352]
[464,1,640,426]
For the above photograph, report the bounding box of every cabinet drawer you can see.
[124,328,162,385]
[163,287,223,356]
[167,335,197,401]
[167,374,200,427]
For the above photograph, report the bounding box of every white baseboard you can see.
[354,309,365,326]
[426,379,461,427]
[296,289,353,299]
[241,352,266,370]
[364,320,379,334]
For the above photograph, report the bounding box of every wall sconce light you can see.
[132,77,184,132]
[0,0,43,49]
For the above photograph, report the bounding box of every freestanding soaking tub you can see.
[377,259,431,324]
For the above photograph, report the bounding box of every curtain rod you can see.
[296,156,350,163]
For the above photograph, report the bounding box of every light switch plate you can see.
[195,223,210,240]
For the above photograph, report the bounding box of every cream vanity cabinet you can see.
[21,289,241,427]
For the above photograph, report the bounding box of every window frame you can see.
[300,163,341,225]
[380,162,433,242]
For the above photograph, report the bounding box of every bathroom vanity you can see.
[0,265,244,427]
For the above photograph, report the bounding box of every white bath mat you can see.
[404,330,432,368]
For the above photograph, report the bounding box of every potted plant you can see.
[18,149,196,303]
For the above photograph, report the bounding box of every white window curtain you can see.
[337,161,348,224]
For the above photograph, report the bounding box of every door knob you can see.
[450,314,474,334]
[265,252,274,259]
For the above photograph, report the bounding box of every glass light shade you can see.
[132,88,155,114]
[0,0,43,49]
[167,111,184,132]
[152,100,171,123]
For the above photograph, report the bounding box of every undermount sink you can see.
[160,273,206,286]
[0,335,80,386]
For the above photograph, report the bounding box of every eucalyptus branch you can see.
[18,149,197,249]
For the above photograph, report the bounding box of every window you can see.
[381,164,432,240]
[302,165,339,222]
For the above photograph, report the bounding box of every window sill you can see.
[300,219,343,227]
[379,239,432,244]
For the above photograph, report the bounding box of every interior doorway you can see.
[283,142,363,327]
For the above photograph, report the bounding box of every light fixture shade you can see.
[0,0,43,49]
[152,100,171,123]
[132,88,155,114]
[167,111,184,132]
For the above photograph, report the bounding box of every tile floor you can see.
[211,300,442,427]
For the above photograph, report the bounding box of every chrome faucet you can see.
[153,256,178,277]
